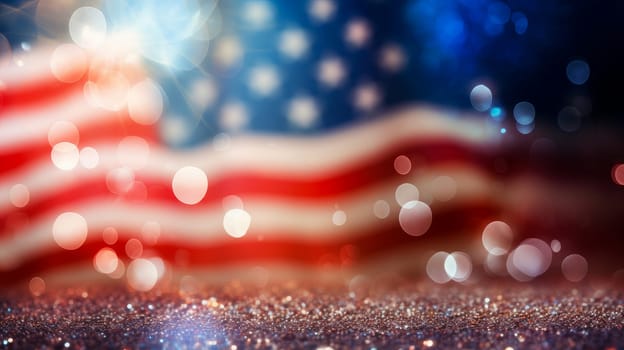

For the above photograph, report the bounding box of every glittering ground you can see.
[1,283,624,349]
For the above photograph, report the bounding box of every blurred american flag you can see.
[1,0,624,291]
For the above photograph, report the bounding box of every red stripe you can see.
[0,203,498,283]
[0,140,493,233]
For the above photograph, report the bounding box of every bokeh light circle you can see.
[513,101,535,126]
[427,251,452,284]
[50,44,88,83]
[127,79,164,125]
[398,200,432,236]
[172,166,208,205]
[561,254,588,282]
[127,258,158,291]
[223,208,251,238]
[470,84,493,112]
[94,247,119,274]
[566,59,590,85]
[482,221,513,255]
[69,7,107,49]
[53,212,88,250]
[51,142,80,171]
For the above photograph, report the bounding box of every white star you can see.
[317,57,346,88]
[309,0,336,22]
[219,102,249,131]
[247,65,280,96]
[288,96,320,129]
[213,36,243,68]
[278,29,310,60]
[353,83,382,112]
[344,19,371,48]
[379,44,407,72]
[188,78,218,112]
[243,1,274,29]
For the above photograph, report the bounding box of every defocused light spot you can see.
[561,254,588,282]
[79,147,99,169]
[172,166,208,205]
[106,167,135,194]
[127,258,158,291]
[9,184,29,208]
[490,107,505,120]
[487,2,511,24]
[470,84,492,112]
[127,79,163,125]
[161,115,192,146]
[513,101,535,125]
[141,221,160,245]
[219,102,249,131]
[248,65,280,96]
[279,29,309,59]
[567,59,590,85]
[102,227,118,245]
[445,251,472,282]
[516,123,534,135]
[213,36,243,68]
[394,155,411,175]
[149,257,166,279]
[317,57,346,88]
[309,0,336,22]
[423,339,435,348]
[484,253,508,276]
[344,18,371,48]
[223,208,251,238]
[399,200,432,236]
[352,83,381,112]
[48,121,79,147]
[427,251,451,284]
[117,136,150,170]
[509,238,552,279]
[53,212,88,250]
[332,210,347,226]
[125,238,143,259]
[85,71,130,111]
[512,12,528,35]
[50,44,87,83]
[500,127,507,134]
[243,1,274,29]
[94,247,119,274]
[379,44,406,73]
[188,78,218,112]
[51,142,79,170]
[395,183,419,206]
[557,106,582,132]
[373,200,390,219]
[612,164,624,186]
[29,277,46,296]
[288,96,319,129]
[431,176,457,202]
[482,221,513,255]
[213,133,232,151]
[69,7,107,49]
[109,259,125,279]
[550,239,561,253]
[222,195,244,210]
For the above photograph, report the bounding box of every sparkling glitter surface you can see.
[1,283,623,349]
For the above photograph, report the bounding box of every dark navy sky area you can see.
[1,0,623,142]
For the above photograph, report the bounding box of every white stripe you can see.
[0,165,496,269]
[0,105,497,212]
[0,93,119,151]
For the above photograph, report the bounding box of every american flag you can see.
[1,0,624,292]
